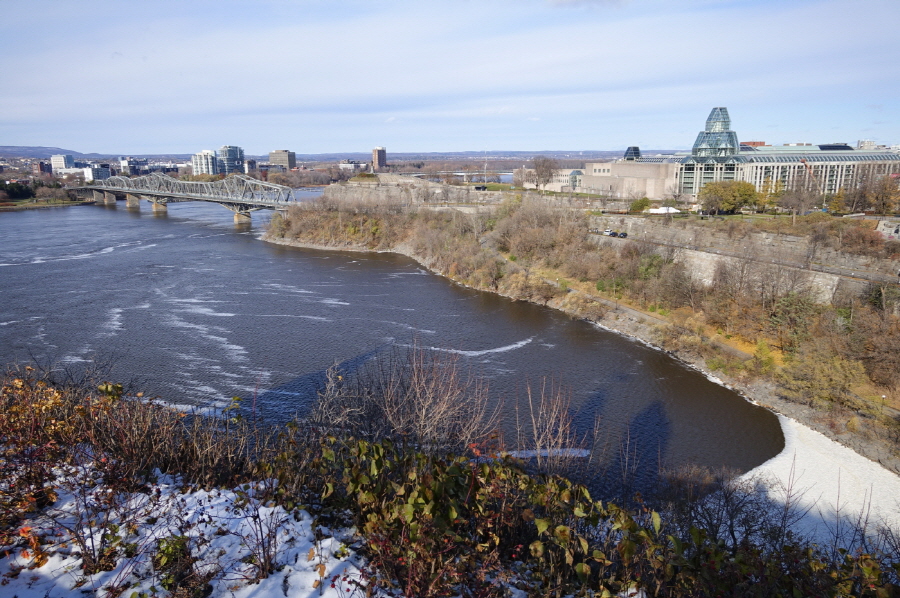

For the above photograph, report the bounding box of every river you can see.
[0,199,783,491]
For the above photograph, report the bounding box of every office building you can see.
[269,150,296,171]
[84,165,111,182]
[372,147,386,171]
[118,157,149,176]
[32,161,51,175]
[339,160,367,171]
[50,154,74,171]
[191,150,219,175]
[218,145,244,175]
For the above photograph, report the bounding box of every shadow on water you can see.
[595,401,671,502]
[246,343,390,421]
[571,378,671,501]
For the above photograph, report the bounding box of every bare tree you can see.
[871,175,899,216]
[780,170,820,224]
[844,172,873,214]
[512,168,526,188]
[461,163,476,184]
[310,344,500,455]
[515,378,589,479]
[532,156,559,194]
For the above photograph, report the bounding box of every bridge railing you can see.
[89,173,296,204]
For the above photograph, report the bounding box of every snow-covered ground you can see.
[1,471,365,598]
[744,414,900,543]
[5,414,900,597]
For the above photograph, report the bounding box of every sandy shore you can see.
[262,234,900,538]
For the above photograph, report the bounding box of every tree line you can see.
[699,173,899,217]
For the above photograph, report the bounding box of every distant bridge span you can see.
[75,173,301,221]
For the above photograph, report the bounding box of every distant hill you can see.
[0,146,682,162]
[0,146,103,159]
[0,146,192,160]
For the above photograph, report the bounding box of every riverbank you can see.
[0,199,93,211]
[262,231,900,540]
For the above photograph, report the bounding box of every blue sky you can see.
[2,0,897,155]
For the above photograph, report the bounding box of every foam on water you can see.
[253,314,332,322]
[320,298,350,306]
[414,336,534,357]
[100,308,124,334]
[177,305,237,317]
[164,314,248,362]
[261,283,314,294]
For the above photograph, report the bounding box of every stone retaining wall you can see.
[323,174,508,205]
[589,216,899,302]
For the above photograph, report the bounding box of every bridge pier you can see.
[92,190,116,205]
[151,201,167,213]
[234,212,252,224]
[126,193,140,209]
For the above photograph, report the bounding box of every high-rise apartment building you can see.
[218,145,244,174]
[372,147,386,171]
[191,150,219,175]
[269,150,296,171]
[50,154,74,171]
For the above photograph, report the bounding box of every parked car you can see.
[603,229,612,235]
[609,231,618,237]
[618,232,628,238]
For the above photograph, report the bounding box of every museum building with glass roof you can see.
[575,107,900,200]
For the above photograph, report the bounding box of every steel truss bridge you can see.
[75,173,299,220]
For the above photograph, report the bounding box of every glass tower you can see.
[691,107,739,158]
[218,145,245,175]
[624,146,641,160]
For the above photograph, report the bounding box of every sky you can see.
[1,0,898,155]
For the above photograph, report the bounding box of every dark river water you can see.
[0,199,784,489]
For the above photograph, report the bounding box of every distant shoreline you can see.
[0,200,95,212]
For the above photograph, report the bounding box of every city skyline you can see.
[2,0,898,155]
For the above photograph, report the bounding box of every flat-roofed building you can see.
[372,147,386,171]
[269,150,296,171]
[339,159,367,171]
[191,150,219,175]
[218,145,244,174]
[51,154,74,171]
[581,156,680,199]
[84,165,111,182]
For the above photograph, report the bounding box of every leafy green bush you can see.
[629,197,651,213]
